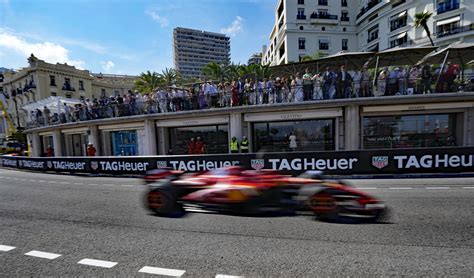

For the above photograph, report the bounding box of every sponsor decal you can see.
[251,159,265,170]
[19,160,44,169]
[18,160,23,167]
[51,161,86,170]
[167,160,240,171]
[267,158,359,171]
[47,161,53,168]
[372,156,389,169]
[97,161,150,172]
[2,158,18,167]
[393,154,473,169]
[91,161,99,170]
[156,161,168,169]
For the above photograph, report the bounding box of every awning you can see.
[397,10,407,18]
[22,96,82,115]
[393,32,407,39]
[436,16,460,26]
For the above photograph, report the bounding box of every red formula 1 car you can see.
[144,167,388,222]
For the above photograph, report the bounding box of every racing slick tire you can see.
[146,187,186,217]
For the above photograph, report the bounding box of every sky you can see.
[0,0,275,75]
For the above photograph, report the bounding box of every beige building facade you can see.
[0,54,136,128]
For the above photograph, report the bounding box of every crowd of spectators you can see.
[27,63,474,128]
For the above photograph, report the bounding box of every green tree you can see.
[134,71,163,93]
[160,67,178,86]
[202,62,227,82]
[414,12,434,46]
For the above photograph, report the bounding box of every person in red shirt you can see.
[187,138,196,154]
[86,143,97,156]
[194,137,205,154]
[46,145,54,157]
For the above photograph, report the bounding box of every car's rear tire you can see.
[146,187,185,217]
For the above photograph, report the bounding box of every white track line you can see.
[216,275,244,278]
[138,266,186,276]
[103,184,114,186]
[356,187,377,190]
[89,183,98,186]
[78,258,117,268]
[25,250,61,260]
[60,182,70,184]
[426,187,450,189]
[73,182,84,185]
[463,186,474,189]
[0,245,16,251]
[389,187,413,190]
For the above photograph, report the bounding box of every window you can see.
[169,125,229,155]
[389,32,408,48]
[390,11,407,31]
[298,38,306,50]
[253,119,335,152]
[436,16,461,37]
[50,75,56,86]
[363,114,458,149]
[341,11,349,21]
[79,80,84,90]
[51,92,57,96]
[392,0,406,8]
[111,130,138,156]
[342,39,348,51]
[319,39,329,50]
[368,25,379,43]
[341,0,348,6]
[318,0,328,5]
[297,8,306,19]
[298,0,304,4]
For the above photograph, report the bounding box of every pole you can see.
[435,50,449,91]
[373,56,379,89]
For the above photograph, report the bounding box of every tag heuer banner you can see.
[1,147,473,176]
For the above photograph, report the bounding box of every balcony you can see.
[318,0,328,5]
[296,15,307,20]
[341,16,350,22]
[367,35,379,43]
[310,13,338,20]
[356,0,381,20]
[62,84,76,91]
[437,0,460,15]
[436,25,473,38]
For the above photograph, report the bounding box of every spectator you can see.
[421,64,433,94]
[360,67,371,97]
[46,145,54,157]
[43,106,51,125]
[230,137,239,153]
[336,65,352,99]
[194,137,205,154]
[86,143,97,156]
[187,138,196,154]
[302,68,313,101]
[240,136,249,153]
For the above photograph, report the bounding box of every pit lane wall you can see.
[1,147,474,176]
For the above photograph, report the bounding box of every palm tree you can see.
[134,71,163,93]
[202,62,226,82]
[414,11,434,46]
[160,67,178,86]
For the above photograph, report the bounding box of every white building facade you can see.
[264,0,474,65]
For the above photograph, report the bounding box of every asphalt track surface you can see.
[0,169,473,277]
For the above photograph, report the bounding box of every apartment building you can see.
[263,0,359,65]
[264,0,473,65]
[173,27,231,79]
[1,54,136,128]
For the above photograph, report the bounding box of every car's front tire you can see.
[146,187,186,217]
